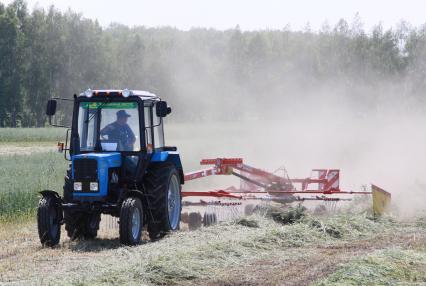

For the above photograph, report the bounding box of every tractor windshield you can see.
[77,102,141,152]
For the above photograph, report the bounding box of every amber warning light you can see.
[57,142,65,153]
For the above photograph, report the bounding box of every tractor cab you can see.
[59,89,179,199]
[68,90,172,195]
[39,89,183,246]
[73,89,169,154]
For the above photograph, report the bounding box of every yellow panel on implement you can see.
[372,184,391,216]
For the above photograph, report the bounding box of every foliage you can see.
[0,1,426,126]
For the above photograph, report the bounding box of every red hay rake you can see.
[181,158,391,227]
[183,158,371,201]
[97,158,391,232]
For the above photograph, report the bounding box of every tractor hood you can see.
[71,152,122,199]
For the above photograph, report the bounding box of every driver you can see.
[100,110,136,151]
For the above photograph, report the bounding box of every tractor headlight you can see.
[122,88,131,98]
[84,88,93,98]
[74,182,82,191]
[90,182,98,191]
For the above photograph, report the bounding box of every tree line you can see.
[0,0,425,127]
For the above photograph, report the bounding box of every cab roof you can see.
[79,89,159,100]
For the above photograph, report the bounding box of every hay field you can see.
[0,212,425,285]
[0,127,425,285]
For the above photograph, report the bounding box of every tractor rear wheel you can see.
[144,163,182,241]
[119,197,143,245]
[37,196,61,247]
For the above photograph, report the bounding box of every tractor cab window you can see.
[78,102,141,152]
[144,105,153,151]
[78,106,98,151]
[153,102,164,149]
[144,102,164,150]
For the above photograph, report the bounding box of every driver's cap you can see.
[117,110,131,118]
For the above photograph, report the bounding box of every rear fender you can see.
[167,153,184,184]
[151,151,184,184]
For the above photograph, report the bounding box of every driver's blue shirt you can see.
[100,122,135,151]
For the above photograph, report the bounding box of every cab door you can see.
[153,102,165,150]
[144,102,165,152]
[144,103,154,152]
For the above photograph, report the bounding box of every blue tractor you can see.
[37,89,184,246]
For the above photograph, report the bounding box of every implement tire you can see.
[203,212,218,227]
[37,196,61,247]
[188,212,202,230]
[144,163,182,241]
[119,197,143,245]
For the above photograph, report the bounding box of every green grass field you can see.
[0,152,67,221]
[0,127,68,220]
[0,128,65,142]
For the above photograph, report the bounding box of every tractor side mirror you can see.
[156,101,172,117]
[46,99,57,116]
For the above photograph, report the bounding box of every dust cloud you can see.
[165,75,426,217]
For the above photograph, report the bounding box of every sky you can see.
[2,0,425,31]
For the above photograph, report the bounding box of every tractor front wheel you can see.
[37,196,62,247]
[119,197,143,245]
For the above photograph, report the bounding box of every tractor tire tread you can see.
[119,197,143,245]
[37,196,61,247]
[144,162,181,241]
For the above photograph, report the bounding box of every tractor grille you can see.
[74,158,98,181]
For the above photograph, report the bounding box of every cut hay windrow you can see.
[39,212,411,285]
